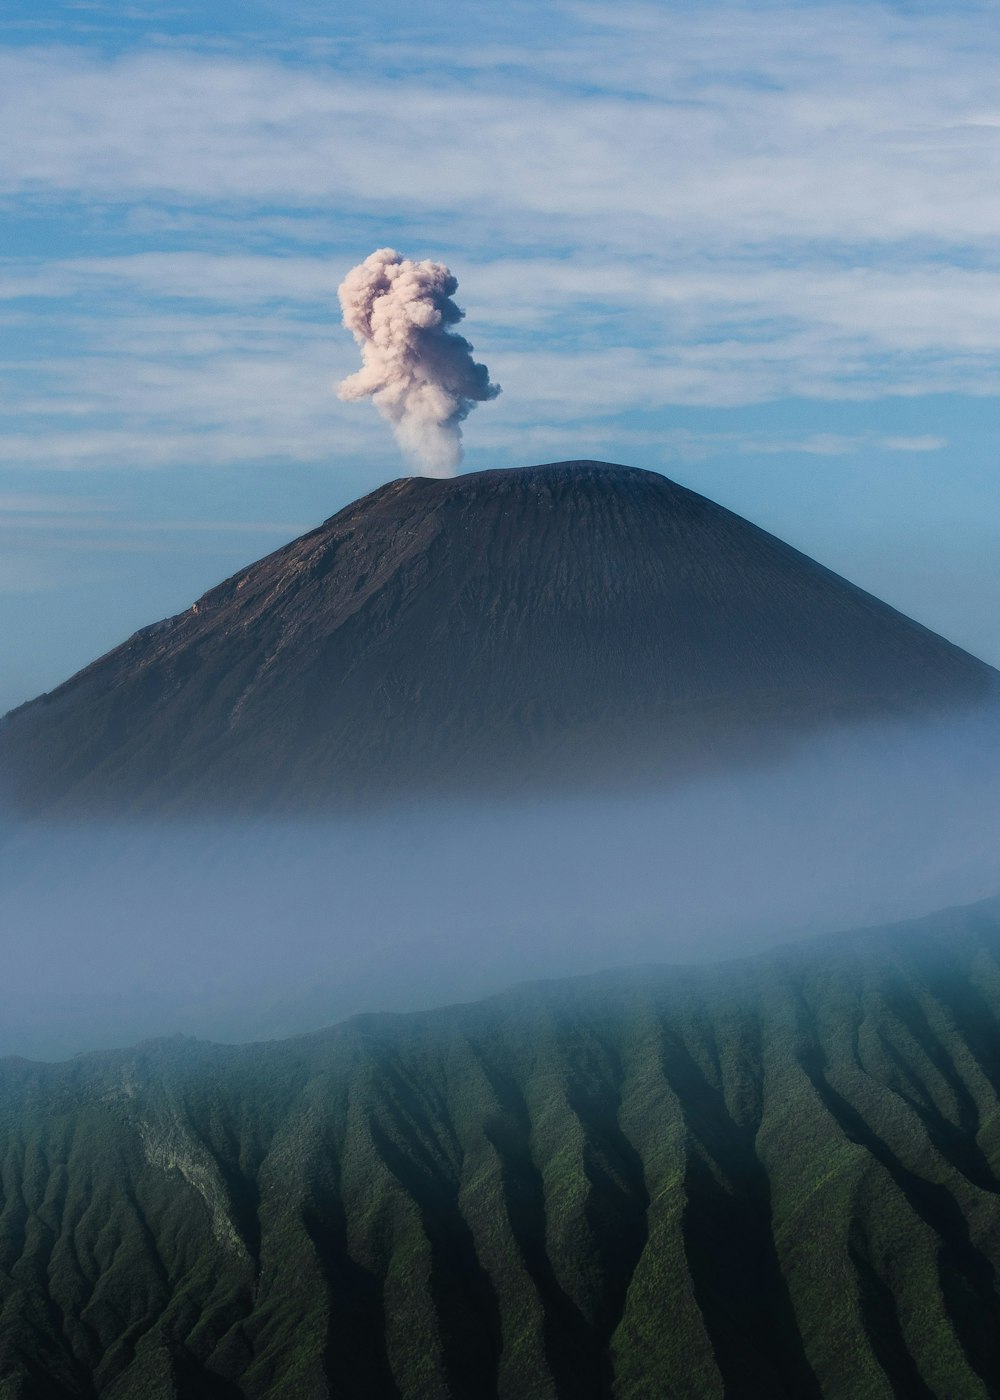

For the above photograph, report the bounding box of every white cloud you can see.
[0,491,116,512]
[0,285,978,476]
[5,253,1000,434]
[2,11,1000,249]
[879,435,948,453]
[748,432,948,456]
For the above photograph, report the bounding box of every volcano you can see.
[1,460,995,814]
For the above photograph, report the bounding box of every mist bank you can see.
[2,703,1000,1060]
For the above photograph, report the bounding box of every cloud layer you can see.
[2,6,1000,477]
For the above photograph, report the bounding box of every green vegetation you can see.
[4,897,1000,1396]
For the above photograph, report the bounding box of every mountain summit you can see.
[2,461,995,814]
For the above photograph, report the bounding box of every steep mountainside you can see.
[1,461,995,814]
[4,899,1000,1397]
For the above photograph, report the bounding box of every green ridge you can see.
[4,898,1000,1397]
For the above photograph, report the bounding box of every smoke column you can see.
[337,248,500,476]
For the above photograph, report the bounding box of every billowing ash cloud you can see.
[337,248,500,477]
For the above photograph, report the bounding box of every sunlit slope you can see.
[4,900,1000,1396]
[2,461,995,813]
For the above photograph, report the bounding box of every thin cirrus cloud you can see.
[3,15,1000,245]
[9,254,1000,359]
[3,255,1000,453]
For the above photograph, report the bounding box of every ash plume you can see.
[337,248,500,477]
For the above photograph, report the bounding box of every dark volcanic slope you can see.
[5,900,1000,1397]
[2,461,995,812]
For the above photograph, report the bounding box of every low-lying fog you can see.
[2,704,1000,1061]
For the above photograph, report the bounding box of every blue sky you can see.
[2,0,1000,711]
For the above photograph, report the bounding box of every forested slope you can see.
[4,899,1000,1396]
